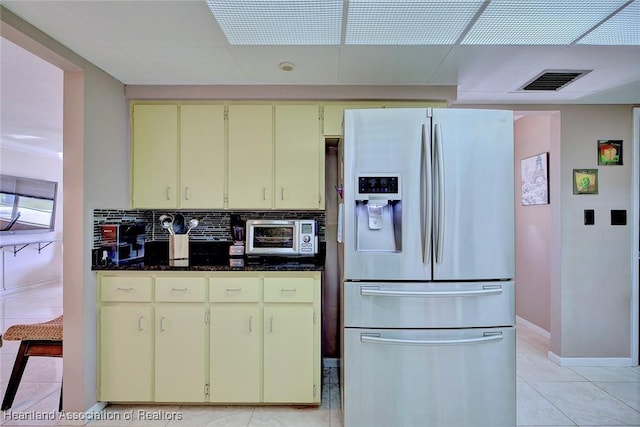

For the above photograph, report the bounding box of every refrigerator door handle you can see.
[361,332,503,346]
[434,123,445,264]
[360,286,503,298]
[421,123,432,265]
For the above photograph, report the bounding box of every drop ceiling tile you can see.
[338,46,453,84]
[346,0,484,45]
[229,46,341,84]
[578,0,640,45]
[95,46,241,85]
[462,0,630,44]
[206,0,342,45]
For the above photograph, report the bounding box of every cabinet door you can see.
[227,105,273,209]
[131,104,178,208]
[180,105,225,209]
[275,105,322,209]
[99,305,153,401]
[263,304,315,403]
[210,304,261,402]
[155,304,207,402]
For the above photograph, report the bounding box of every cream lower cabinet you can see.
[154,276,207,402]
[98,271,320,404]
[263,277,317,403]
[99,276,154,402]
[209,277,261,402]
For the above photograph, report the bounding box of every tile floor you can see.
[1,281,639,426]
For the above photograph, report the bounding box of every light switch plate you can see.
[584,209,594,225]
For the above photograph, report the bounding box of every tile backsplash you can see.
[93,209,326,248]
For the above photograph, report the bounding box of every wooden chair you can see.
[1,315,63,411]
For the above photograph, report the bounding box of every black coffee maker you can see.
[98,222,146,266]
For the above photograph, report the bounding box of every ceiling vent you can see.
[520,70,591,91]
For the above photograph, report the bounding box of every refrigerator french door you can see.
[342,108,514,282]
[341,108,516,427]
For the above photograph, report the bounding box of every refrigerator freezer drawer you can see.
[344,281,515,328]
[343,327,516,427]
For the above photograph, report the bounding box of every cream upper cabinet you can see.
[131,103,225,209]
[274,105,323,209]
[227,104,273,209]
[180,104,225,209]
[132,104,179,208]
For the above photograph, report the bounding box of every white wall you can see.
[556,106,633,362]
[0,147,63,291]
[2,7,129,412]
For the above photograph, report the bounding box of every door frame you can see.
[632,107,639,366]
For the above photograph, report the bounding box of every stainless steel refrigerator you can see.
[340,108,516,427]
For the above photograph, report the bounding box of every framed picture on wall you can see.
[573,169,598,195]
[597,140,623,165]
[521,152,549,205]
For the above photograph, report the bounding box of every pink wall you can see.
[514,114,556,333]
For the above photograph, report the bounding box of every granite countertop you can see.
[92,241,325,272]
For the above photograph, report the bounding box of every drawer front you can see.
[344,281,515,328]
[155,277,206,302]
[264,277,314,303]
[343,327,516,427]
[209,277,260,302]
[101,276,153,302]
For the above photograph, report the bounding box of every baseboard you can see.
[0,277,62,295]
[548,351,634,367]
[49,401,108,426]
[516,315,550,339]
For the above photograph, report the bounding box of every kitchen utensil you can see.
[159,214,174,235]
[186,218,199,235]
[173,213,185,234]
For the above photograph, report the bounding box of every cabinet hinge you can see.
[313,384,317,397]
[205,383,210,397]
[313,312,317,324]
[224,109,229,120]
[205,309,210,324]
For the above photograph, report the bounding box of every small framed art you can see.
[521,152,549,205]
[573,169,598,195]
[597,140,623,166]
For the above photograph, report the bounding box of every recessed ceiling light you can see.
[279,62,295,72]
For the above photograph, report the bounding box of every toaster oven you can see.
[245,219,317,256]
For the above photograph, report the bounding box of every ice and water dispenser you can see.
[354,174,402,252]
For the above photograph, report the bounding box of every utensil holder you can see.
[169,235,189,267]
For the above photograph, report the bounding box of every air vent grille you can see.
[521,70,591,91]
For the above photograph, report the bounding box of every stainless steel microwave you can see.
[245,219,317,256]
